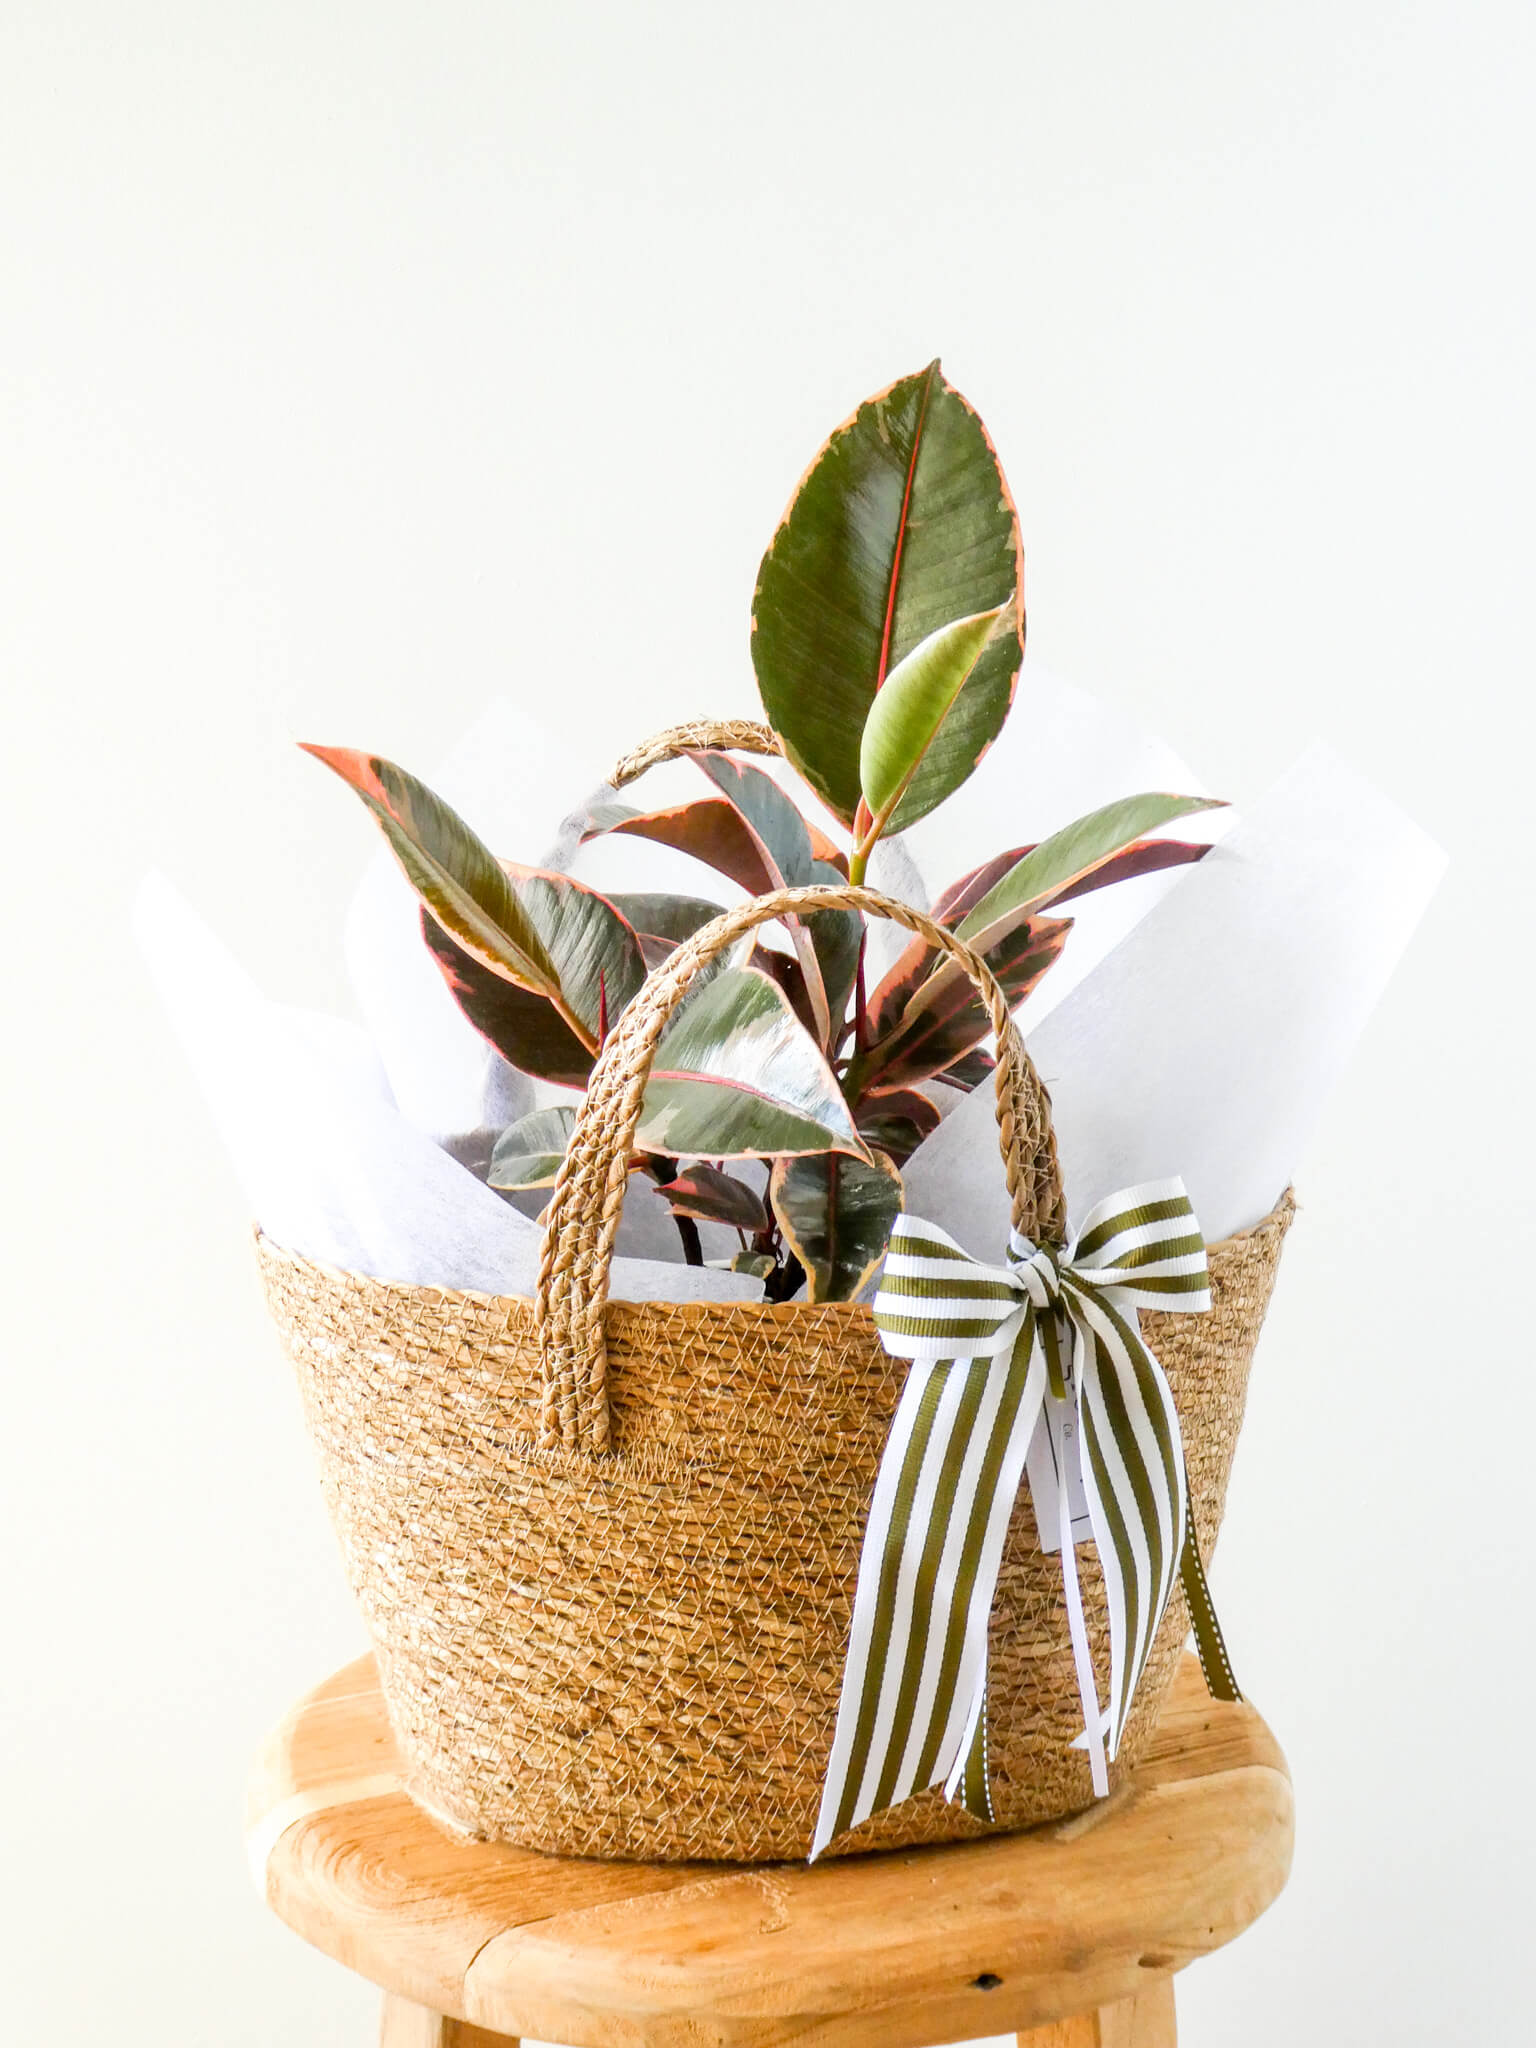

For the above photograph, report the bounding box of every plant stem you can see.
[765,1251,806,1304]
[849,796,874,885]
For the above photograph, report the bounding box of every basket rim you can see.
[253,1186,1295,1328]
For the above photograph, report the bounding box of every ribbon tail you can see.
[943,1679,993,1819]
[1179,1467,1242,1703]
[1052,1392,1110,1797]
[1066,1287,1188,1759]
[809,1314,1048,1860]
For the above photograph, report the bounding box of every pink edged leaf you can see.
[752,361,1025,828]
[421,915,597,1085]
[854,1086,942,1166]
[858,602,1016,830]
[417,864,646,1083]
[300,746,561,991]
[933,1045,995,1091]
[770,1149,905,1304]
[1032,835,1210,905]
[493,862,648,1047]
[637,966,870,1163]
[877,812,1217,1046]
[871,831,1212,1035]
[604,893,727,944]
[932,835,1210,929]
[660,1163,772,1234]
[931,844,1034,923]
[850,915,1072,1096]
[487,1106,577,1191]
[586,798,847,891]
[685,753,861,1046]
[955,792,1225,955]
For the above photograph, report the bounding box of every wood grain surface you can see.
[248,1653,1291,2048]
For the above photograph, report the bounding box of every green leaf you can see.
[932,837,1209,926]
[857,815,1214,1085]
[487,1106,577,1190]
[604,893,726,950]
[301,747,559,991]
[497,863,648,1045]
[747,943,818,1039]
[685,754,861,1047]
[854,1087,942,1166]
[587,798,848,890]
[935,1045,995,1091]
[850,916,1072,1095]
[858,603,1014,824]
[660,1163,771,1233]
[752,361,1024,828]
[708,1251,777,1280]
[421,916,597,1085]
[956,793,1225,953]
[688,748,817,884]
[806,857,862,1039]
[417,863,647,1085]
[638,967,869,1162]
[770,1150,905,1304]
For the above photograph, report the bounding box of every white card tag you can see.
[1025,1392,1094,1552]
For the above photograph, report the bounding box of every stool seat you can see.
[246,1652,1292,2048]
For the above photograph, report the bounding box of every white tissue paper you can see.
[136,872,761,1303]
[903,743,1447,1252]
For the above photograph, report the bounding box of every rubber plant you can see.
[305,362,1221,1302]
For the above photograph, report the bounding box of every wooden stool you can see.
[246,1653,1292,2048]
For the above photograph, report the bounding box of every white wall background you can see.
[2,4,1529,2042]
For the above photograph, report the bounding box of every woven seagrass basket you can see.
[259,731,1293,1863]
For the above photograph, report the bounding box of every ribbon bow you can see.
[811,1177,1238,1859]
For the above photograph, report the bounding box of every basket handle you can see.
[534,882,1067,1453]
[607,717,781,790]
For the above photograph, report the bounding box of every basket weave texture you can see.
[260,726,1292,1861]
[259,1194,1290,1861]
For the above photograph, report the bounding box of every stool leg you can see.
[1017,1974,1176,2048]
[379,1992,518,2047]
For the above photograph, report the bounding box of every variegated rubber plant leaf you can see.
[416,864,647,1086]
[684,751,860,1047]
[305,745,648,1067]
[854,603,1015,873]
[752,361,1023,829]
[953,792,1225,955]
[929,836,1209,927]
[867,794,1224,1063]
[488,1106,578,1190]
[603,892,726,971]
[636,966,870,1163]
[422,915,595,1085]
[585,794,848,886]
[659,1163,772,1234]
[848,914,1072,1096]
[853,1087,942,1166]
[770,1150,905,1305]
[301,747,559,989]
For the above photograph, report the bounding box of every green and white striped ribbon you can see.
[810,1177,1237,1860]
